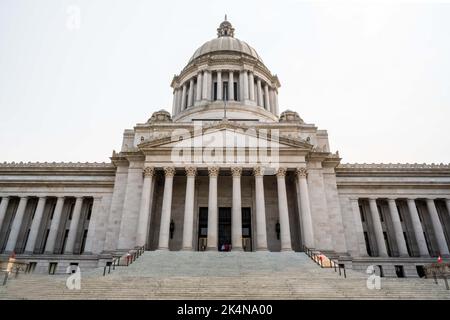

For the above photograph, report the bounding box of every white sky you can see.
[1,0,449,164]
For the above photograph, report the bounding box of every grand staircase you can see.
[1,251,449,299]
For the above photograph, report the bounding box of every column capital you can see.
[348,197,360,202]
[164,167,176,177]
[231,167,242,177]
[253,166,265,176]
[276,167,287,177]
[208,166,220,177]
[143,166,155,177]
[185,166,197,177]
[295,167,308,178]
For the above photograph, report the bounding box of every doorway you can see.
[218,208,231,251]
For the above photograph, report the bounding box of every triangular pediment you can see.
[138,122,312,151]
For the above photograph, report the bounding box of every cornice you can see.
[0,162,113,169]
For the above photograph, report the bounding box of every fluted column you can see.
[196,72,203,102]
[64,197,84,254]
[269,89,275,114]
[242,70,249,101]
[158,167,175,250]
[257,78,263,107]
[407,198,429,256]
[175,89,182,114]
[202,71,208,100]
[264,84,271,111]
[296,168,314,248]
[188,78,194,107]
[231,167,243,251]
[254,166,268,251]
[207,167,219,250]
[5,197,28,252]
[446,199,450,219]
[228,71,234,101]
[387,199,409,257]
[349,198,368,256]
[426,199,450,255]
[136,167,155,248]
[276,168,292,251]
[249,72,255,101]
[0,196,10,232]
[217,71,222,100]
[44,197,65,253]
[182,167,197,250]
[180,84,187,111]
[368,199,388,257]
[274,91,279,116]
[206,70,212,100]
[24,197,46,253]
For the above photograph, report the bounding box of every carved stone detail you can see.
[296,167,308,178]
[143,166,155,177]
[231,167,242,177]
[164,167,176,177]
[185,166,197,177]
[208,166,220,177]
[253,166,265,176]
[276,167,287,177]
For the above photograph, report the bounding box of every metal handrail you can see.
[303,245,346,278]
[103,245,145,276]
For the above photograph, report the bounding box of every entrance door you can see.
[198,208,208,251]
[219,207,232,251]
[242,208,252,251]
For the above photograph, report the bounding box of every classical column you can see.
[175,89,182,115]
[349,198,368,256]
[188,78,194,107]
[257,78,263,107]
[407,198,429,256]
[228,71,234,101]
[172,90,177,115]
[242,70,249,101]
[446,199,450,219]
[182,167,197,250]
[269,89,275,114]
[231,167,243,251]
[44,197,65,253]
[276,168,292,251]
[202,70,208,100]
[254,166,268,251]
[206,70,212,100]
[368,199,388,257]
[196,72,203,102]
[158,167,175,250]
[64,197,84,254]
[274,91,279,116]
[136,167,155,248]
[426,199,450,255]
[0,196,10,231]
[5,197,28,252]
[207,167,219,250]
[249,72,255,101]
[264,84,271,111]
[83,197,102,254]
[24,197,46,253]
[387,199,409,257]
[217,71,222,100]
[296,168,314,248]
[180,84,187,111]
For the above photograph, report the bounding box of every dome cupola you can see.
[170,17,281,123]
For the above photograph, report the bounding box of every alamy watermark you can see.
[366,265,381,290]
[66,5,81,31]
[66,266,81,290]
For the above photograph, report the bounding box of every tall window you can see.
[364,232,372,256]
[213,82,218,100]
[223,82,228,101]
[233,82,238,101]
[383,232,392,256]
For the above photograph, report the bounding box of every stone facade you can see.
[0,19,449,277]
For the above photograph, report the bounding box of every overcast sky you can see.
[1,0,449,164]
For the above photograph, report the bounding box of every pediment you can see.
[138,122,312,151]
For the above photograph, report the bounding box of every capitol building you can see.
[0,18,449,279]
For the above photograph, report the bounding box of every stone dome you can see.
[188,17,263,64]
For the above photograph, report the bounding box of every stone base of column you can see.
[181,247,193,251]
[206,247,218,251]
[157,247,169,251]
[256,248,268,252]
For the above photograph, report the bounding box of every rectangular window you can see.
[377,265,384,277]
[223,82,228,101]
[424,232,434,256]
[233,82,238,101]
[68,202,75,220]
[49,262,57,275]
[27,262,37,274]
[79,230,88,254]
[416,265,426,278]
[60,229,69,254]
[395,265,405,278]
[213,82,218,100]
[87,203,93,221]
